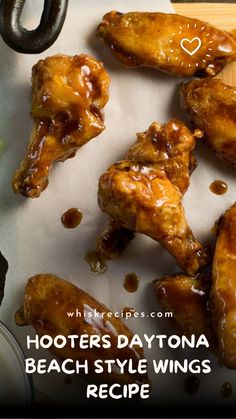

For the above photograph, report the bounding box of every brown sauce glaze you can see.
[221,382,232,398]
[85,250,107,274]
[209,180,228,196]
[61,208,83,229]
[123,273,139,293]
[184,375,200,396]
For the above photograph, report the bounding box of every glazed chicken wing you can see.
[97,120,204,268]
[98,160,208,276]
[97,11,236,77]
[16,274,147,384]
[180,79,236,165]
[211,203,236,368]
[12,54,110,198]
[153,274,216,349]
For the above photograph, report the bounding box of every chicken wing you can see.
[211,203,236,368]
[98,160,209,275]
[16,274,147,385]
[97,11,236,77]
[180,78,236,165]
[12,54,110,198]
[97,120,204,268]
[153,274,216,349]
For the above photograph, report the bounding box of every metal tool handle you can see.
[0,0,69,54]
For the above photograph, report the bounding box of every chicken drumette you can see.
[97,11,236,77]
[180,78,236,165]
[13,54,110,198]
[97,120,199,260]
[97,120,209,276]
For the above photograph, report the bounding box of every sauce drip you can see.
[61,208,83,229]
[123,273,139,293]
[209,180,228,195]
[85,250,107,274]
[221,382,232,398]
[15,306,27,326]
[184,375,200,396]
[122,307,136,317]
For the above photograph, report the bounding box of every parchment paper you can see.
[0,0,235,408]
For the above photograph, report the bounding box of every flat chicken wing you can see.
[153,274,216,349]
[211,203,236,368]
[97,11,236,77]
[98,161,209,276]
[97,120,201,263]
[12,54,110,198]
[16,274,147,384]
[180,78,236,165]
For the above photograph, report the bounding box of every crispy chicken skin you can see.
[153,274,216,348]
[97,11,236,77]
[12,54,110,198]
[180,79,236,165]
[211,203,236,369]
[17,274,147,384]
[98,160,209,276]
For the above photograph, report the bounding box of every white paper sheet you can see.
[0,0,235,408]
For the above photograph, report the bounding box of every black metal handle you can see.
[0,0,69,54]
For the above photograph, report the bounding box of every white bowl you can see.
[0,321,33,406]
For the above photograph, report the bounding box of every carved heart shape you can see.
[180,37,202,56]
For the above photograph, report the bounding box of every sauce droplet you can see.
[61,208,83,229]
[184,375,200,396]
[123,273,139,293]
[209,180,228,196]
[122,307,136,317]
[15,306,27,326]
[221,382,232,398]
[85,250,107,275]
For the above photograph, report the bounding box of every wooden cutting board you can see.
[174,3,236,84]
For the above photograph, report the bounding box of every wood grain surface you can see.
[174,3,236,84]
